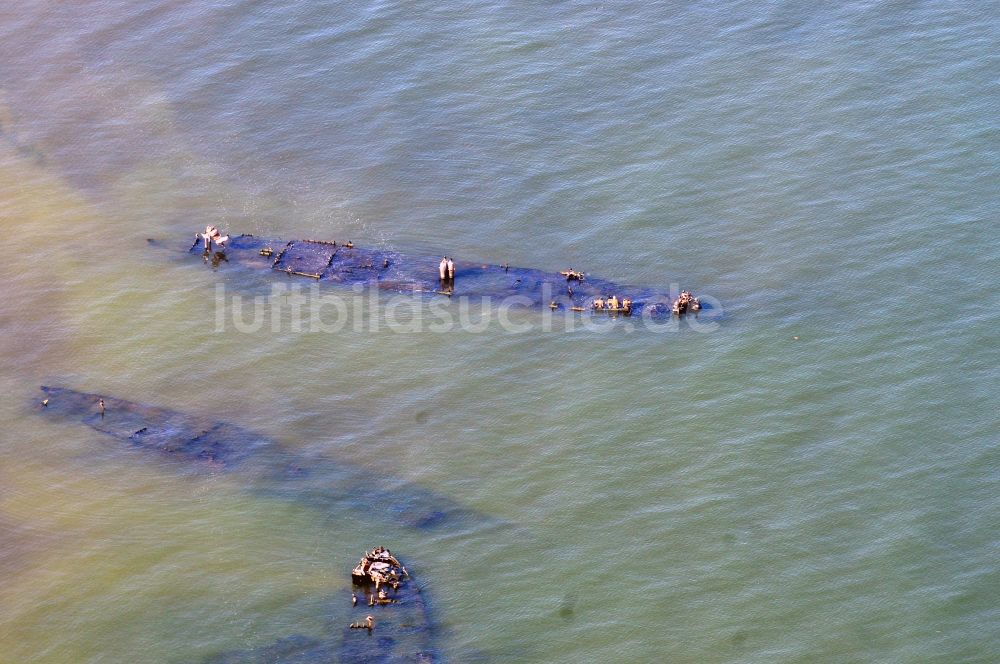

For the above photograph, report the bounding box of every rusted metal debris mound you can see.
[352,546,409,591]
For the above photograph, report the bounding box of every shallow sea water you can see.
[1,1,998,662]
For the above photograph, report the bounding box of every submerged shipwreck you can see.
[343,547,436,662]
[35,388,449,662]
[35,386,497,533]
[189,232,706,318]
[205,547,437,663]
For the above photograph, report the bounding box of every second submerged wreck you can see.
[35,386,498,533]
[35,387,456,662]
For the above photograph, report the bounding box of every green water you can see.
[1,1,998,662]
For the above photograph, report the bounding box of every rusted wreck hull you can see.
[190,234,702,317]
[36,386,495,532]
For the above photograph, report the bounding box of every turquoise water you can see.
[1,1,998,662]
